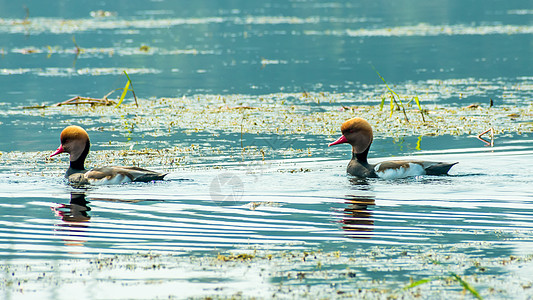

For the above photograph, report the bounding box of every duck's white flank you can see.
[374,162,425,179]
[87,173,132,185]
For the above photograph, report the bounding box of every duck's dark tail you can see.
[425,162,458,175]
[133,173,168,182]
[117,166,168,182]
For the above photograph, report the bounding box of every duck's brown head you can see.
[50,125,90,162]
[328,118,373,154]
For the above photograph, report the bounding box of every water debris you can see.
[477,128,495,147]
[217,253,255,261]
[23,95,116,109]
[90,10,117,18]
[261,57,288,68]
[246,201,281,210]
[72,35,82,56]
[22,71,138,109]
[17,5,30,26]
[55,96,115,107]
[139,44,151,52]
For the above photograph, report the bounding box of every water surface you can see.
[1,0,532,298]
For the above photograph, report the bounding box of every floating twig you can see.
[72,36,82,56]
[71,36,83,68]
[22,96,116,109]
[301,87,311,98]
[466,104,480,109]
[240,109,246,157]
[54,96,116,107]
[21,5,30,25]
[23,71,138,109]
[477,128,494,147]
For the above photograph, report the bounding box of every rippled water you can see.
[1,135,532,259]
[1,0,533,298]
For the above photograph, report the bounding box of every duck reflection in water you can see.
[52,192,91,223]
[341,178,376,239]
[51,192,92,249]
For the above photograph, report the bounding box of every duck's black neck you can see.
[353,146,370,165]
[69,140,90,171]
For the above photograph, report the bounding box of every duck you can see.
[50,125,167,185]
[329,118,457,179]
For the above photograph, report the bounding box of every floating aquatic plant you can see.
[372,65,410,122]
[403,274,483,299]
[116,70,139,107]
[19,92,532,139]
[408,95,427,122]
[372,67,431,123]
[403,259,484,300]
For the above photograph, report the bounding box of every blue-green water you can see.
[1,1,532,298]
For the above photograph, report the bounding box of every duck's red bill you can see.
[328,135,348,146]
[50,145,65,157]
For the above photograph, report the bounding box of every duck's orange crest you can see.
[60,125,89,142]
[341,118,372,135]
